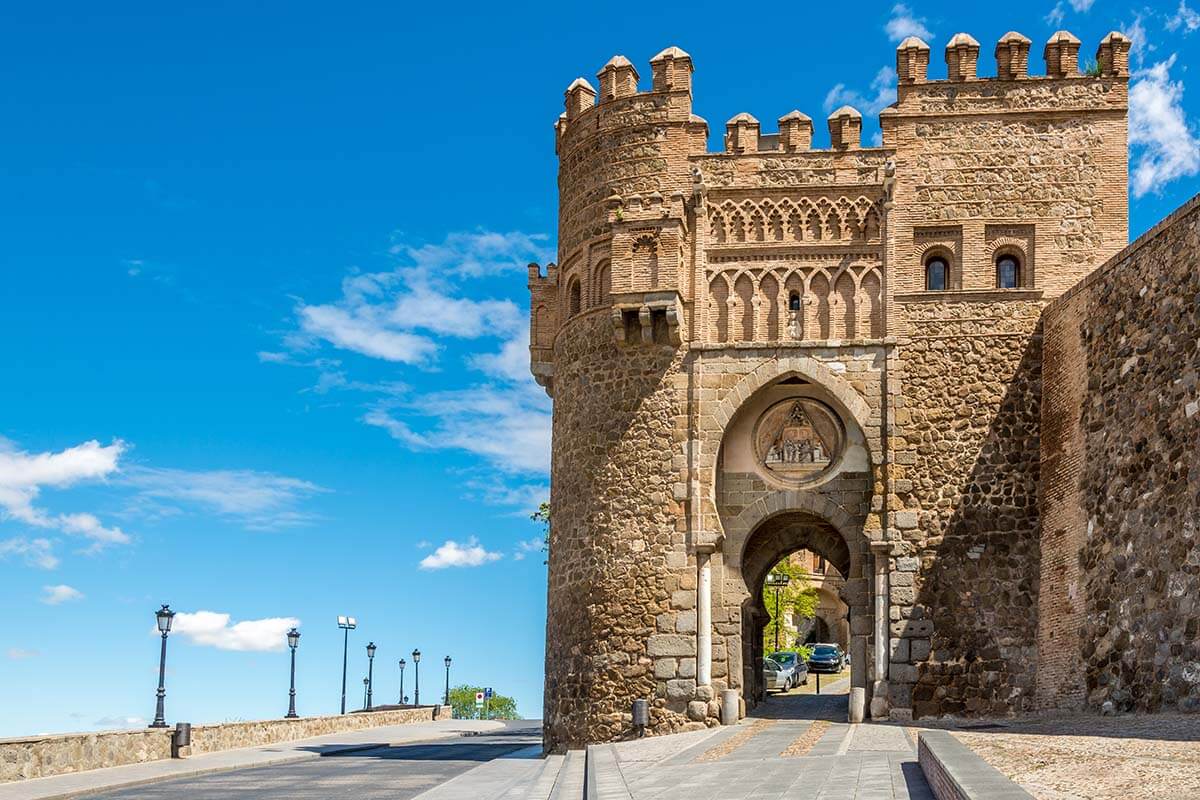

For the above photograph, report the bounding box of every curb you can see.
[918,730,1034,800]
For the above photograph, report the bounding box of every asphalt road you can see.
[79,720,543,800]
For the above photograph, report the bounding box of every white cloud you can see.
[170,611,300,652]
[512,537,544,561]
[41,584,84,605]
[94,716,148,728]
[419,537,503,569]
[6,648,40,660]
[0,537,59,569]
[395,230,551,279]
[824,66,898,117]
[885,4,932,42]
[1129,55,1200,197]
[123,467,326,530]
[0,438,129,546]
[1167,0,1200,33]
[1125,12,1156,68]
[1048,0,1097,23]
[298,302,440,364]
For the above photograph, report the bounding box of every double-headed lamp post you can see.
[398,659,406,705]
[365,642,377,711]
[412,649,421,705]
[337,616,357,715]
[765,572,791,653]
[443,656,452,706]
[150,605,175,728]
[285,628,301,718]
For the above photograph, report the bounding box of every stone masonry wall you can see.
[544,309,695,752]
[896,300,1044,718]
[1039,193,1200,713]
[0,706,449,783]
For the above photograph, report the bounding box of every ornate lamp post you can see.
[285,628,301,718]
[412,649,421,705]
[398,658,406,704]
[150,605,175,728]
[337,616,356,714]
[365,642,377,711]
[765,572,791,653]
[443,656,452,706]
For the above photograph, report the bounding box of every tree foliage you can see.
[448,684,521,720]
[762,556,819,654]
[531,501,550,562]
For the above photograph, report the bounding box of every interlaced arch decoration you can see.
[708,196,884,245]
[704,260,884,342]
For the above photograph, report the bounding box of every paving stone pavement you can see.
[607,692,934,800]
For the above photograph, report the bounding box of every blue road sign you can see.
[484,687,493,698]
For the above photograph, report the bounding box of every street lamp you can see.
[337,616,357,715]
[398,659,406,705]
[285,628,301,718]
[150,605,175,728]
[765,572,791,653]
[412,649,421,705]
[443,656,452,706]
[365,642,377,711]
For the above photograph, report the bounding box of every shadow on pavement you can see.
[750,687,849,722]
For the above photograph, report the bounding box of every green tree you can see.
[531,501,550,563]
[448,684,521,720]
[762,556,819,656]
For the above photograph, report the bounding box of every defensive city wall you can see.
[532,25,1197,752]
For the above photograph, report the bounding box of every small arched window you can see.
[788,291,801,311]
[568,279,581,316]
[996,255,1021,289]
[925,256,948,291]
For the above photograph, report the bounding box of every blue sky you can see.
[0,1,1196,736]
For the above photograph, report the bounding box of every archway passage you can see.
[741,511,862,721]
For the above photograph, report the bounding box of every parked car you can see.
[767,651,809,687]
[762,657,790,692]
[806,643,846,673]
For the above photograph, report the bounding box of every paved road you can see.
[79,721,542,800]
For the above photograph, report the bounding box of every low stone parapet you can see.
[0,705,450,783]
[917,730,1032,800]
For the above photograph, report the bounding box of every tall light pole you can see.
[765,572,791,653]
[285,628,301,718]
[398,659,406,705]
[150,605,175,728]
[412,649,421,705]
[443,656,452,707]
[337,616,357,714]
[365,642,377,711]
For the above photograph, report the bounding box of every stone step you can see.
[501,752,566,800]
[585,744,633,800]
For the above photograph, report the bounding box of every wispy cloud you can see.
[1167,0,1200,33]
[512,538,544,562]
[885,4,932,42]
[419,537,502,569]
[1129,55,1200,197]
[41,584,84,605]
[824,66,897,117]
[0,537,59,569]
[94,715,148,728]
[170,611,300,652]
[123,467,327,530]
[6,648,40,660]
[0,438,129,548]
[273,229,554,482]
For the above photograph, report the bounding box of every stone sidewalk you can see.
[0,719,505,800]
[595,688,935,799]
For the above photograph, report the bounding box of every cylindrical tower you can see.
[535,48,707,752]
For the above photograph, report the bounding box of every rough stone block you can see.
[890,663,919,683]
[647,634,694,657]
[654,658,678,679]
[670,590,696,610]
[678,657,697,678]
[909,638,931,661]
[666,679,696,701]
[675,610,697,633]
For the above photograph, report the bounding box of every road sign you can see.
[484,687,493,698]
[474,692,484,707]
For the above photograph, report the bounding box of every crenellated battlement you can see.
[536,27,1130,393]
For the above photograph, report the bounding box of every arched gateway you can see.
[534,35,1131,752]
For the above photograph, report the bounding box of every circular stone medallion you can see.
[752,398,844,486]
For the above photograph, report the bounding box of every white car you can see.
[763,654,808,692]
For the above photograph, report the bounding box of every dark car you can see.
[806,643,845,673]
